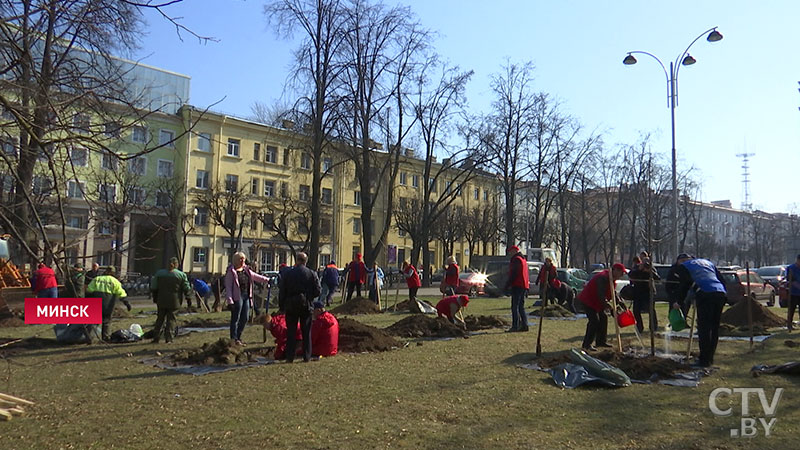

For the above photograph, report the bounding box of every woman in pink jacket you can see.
[225,251,270,345]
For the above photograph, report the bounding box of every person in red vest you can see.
[505,246,530,332]
[577,263,626,351]
[32,262,58,298]
[436,295,469,328]
[401,260,421,303]
[262,312,303,360]
[536,258,560,303]
[311,301,339,357]
[345,253,367,301]
[442,256,460,296]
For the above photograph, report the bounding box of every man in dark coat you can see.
[628,257,661,333]
[150,257,192,344]
[279,252,321,362]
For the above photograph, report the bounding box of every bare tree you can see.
[193,181,252,260]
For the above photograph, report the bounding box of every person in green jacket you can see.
[86,267,128,341]
[150,257,192,344]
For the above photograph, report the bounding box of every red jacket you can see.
[403,264,421,289]
[536,263,561,290]
[436,296,461,319]
[444,264,459,287]
[347,260,367,284]
[270,314,302,359]
[578,270,613,313]
[311,311,339,357]
[33,265,58,292]
[508,253,529,289]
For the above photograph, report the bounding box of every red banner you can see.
[24,298,102,324]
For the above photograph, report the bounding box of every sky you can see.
[133,0,800,215]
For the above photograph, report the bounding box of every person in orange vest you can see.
[345,253,367,301]
[311,301,339,357]
[577,263,626,351]
[505,246,530,332]
[401,260,421,303]
[436,295,469,328]
[442,256,460,296]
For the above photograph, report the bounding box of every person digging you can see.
[577,263,626,351]
[436,295,469,328]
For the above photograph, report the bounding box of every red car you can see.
[456,272,487,297]
[720,270,776,306]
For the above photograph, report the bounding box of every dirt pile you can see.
[785,340,799,348]
[0,312,25,327]
[171,338,272,366]
[385,315,467,338]
[330,297,381,315]
[718,323,769,337]
[181,318,228,328]
[720,297,784,328]
[537,349,693,380]
[111,305,130,318]
[464,315,510,331]
[391,299,414,311]
[529,304,575,318]
[338,318,402,353]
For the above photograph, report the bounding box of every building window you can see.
[301,152,311,170]
[429,178,437,193]
[321,218,331,236]
[195,170,209,189]
[354,191,361,206]
[473,187,479,200]
[251,178,260,196]
[280,182,289,198]
[323,157,333,173]
[398,228,406,237]
[67,180,85,199]
[31,176,51,196]
[322,188,332,205]
[1,138,17,157]
[412,174,419,188]
[353,218,361,234]
[129,186,146,205]
[159,129,175,147]
[226,174,239,192]
[66,215,85,229]
[299,184,310,201]
[104,122,122,138]
[132,126,147,143]
[196,132,211,152]
[227,138,240,157]
[157,160,173,178]
[253,143,260,161]
[70,147,88,167]
[97,252,112,266]
[72,114,90,133]
[192,247,208,264]
[265,145,277,163]
[250,211,259,231]
[101,153,117,171]
[155,191,171,207]
[98,183,116,202]
[262,213,274,230]
[194,206,208,226]
[128,157,146,176]
[483,190,488,201]
[283,148,290,166]
[352,246,361,261]
[264,180,275,197]
[399,172,407,185]
[98,221,113,235]
[259,249,274,272]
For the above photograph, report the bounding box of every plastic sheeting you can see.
[140,356,277,376]
[751,361,800,377]
[658,330,772,342]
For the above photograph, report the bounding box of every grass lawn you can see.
[1,296,798,449]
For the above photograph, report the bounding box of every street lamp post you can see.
[623,27,723,260]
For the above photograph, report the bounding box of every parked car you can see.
[719,270,775,306]
[756,265,786,289]
[556,268,590,296]
[455,272,487,296]
[482,259,541,297]
[652,264,672,302]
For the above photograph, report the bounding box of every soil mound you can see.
[391,299,414,311]
[537,349,693,380]
[0,316,25,327]
[464,315,510,331]
[718,323,769,337]
[385,315,467,338]
[181,318,228,328]
[111,305,130,318]
[338,318,402,353]
[171,338,272,366]
[530,304,575,318]
[720,297,784,328]
[330,297,381,315]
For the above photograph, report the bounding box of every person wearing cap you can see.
[577,263,626,351]
[279,252,321,363]
[87,266,128,341]
[670,254,726,367]
[31,262,58,298]
[435,295,469,328]
[345,253,367,301]
[786,254,800,331]
[150,257,192,344]
[319,260,339,306]
[311,301,339,357]
[402,260,422,303]
[64,263,85,298]
[505,245,530,332]
[442,256,460,296]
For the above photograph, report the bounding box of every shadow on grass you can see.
[103,370,182,381]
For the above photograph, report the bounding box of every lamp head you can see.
[707,29,723,42]
[682,54,696,66]
[623,54,637,65]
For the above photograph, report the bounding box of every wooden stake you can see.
[746,262,754,349]
[0,408,12,421]
[0,392,35,406]
[648,259,656,356]
[535,285,546,357]
[789,270,794,332]
[608,265,623,352]
[374,264,382,310]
